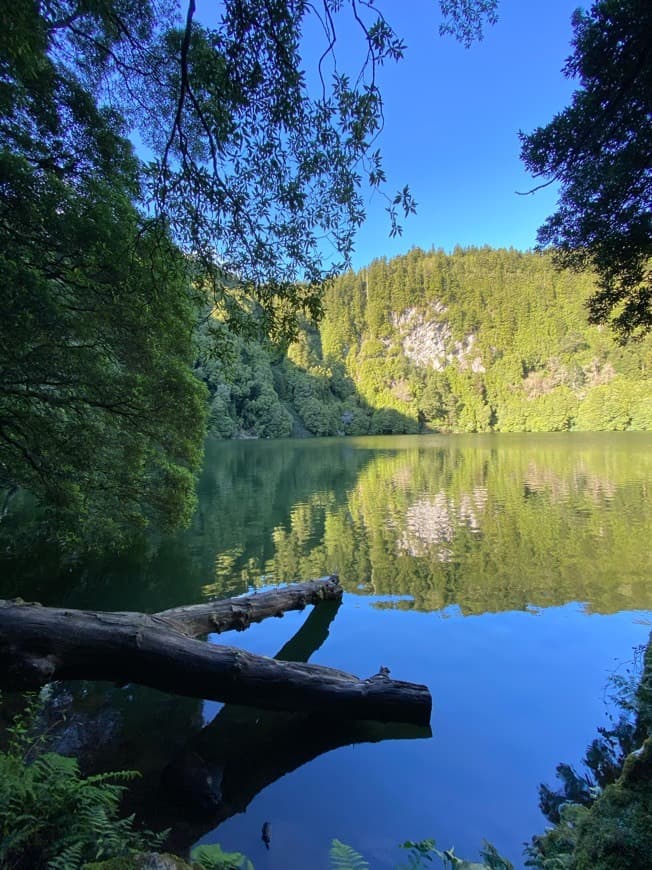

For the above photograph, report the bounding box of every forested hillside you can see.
[199,247,652,437]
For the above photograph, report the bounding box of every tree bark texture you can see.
[156,575,343,636]
[0,582,432,725]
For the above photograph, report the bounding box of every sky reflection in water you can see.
[204,596,650,869]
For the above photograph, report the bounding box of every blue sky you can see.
[311,0,586,270]
[194,0,587,272]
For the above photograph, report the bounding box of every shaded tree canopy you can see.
[520,0,652,340]
[1,0,497,545]
[1,3,207,545]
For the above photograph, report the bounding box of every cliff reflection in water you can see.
[1,433,650,619]
[200,434,652,616]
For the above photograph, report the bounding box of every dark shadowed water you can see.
[2,432,651,868]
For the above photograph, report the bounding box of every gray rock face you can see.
[390,305,484,373]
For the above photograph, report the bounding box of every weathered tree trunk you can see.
[156,575,342,636]
[0,581,432,725]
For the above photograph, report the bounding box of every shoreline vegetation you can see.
[197,248,652,443]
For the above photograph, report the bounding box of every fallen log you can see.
[156,575,342,636]
[0,585,432,725]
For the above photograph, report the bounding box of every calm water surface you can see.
[2,433,651,868]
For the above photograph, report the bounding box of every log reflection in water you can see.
[146,599,432,855]
[158,703,431,855]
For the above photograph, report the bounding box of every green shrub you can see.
[0,694,164,869]
[208,394,238,439]
[574,380,632,430]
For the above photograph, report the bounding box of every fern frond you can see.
[191,842,255,869]
[49,839,85,870]
[32,752,79,780]
[329,838,370,870]
[85,768,140,785]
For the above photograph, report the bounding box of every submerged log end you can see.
[318,575,340,598]
[246,656,432,726]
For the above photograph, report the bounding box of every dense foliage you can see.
[520,0,652,339]
[199,247,652,439]
[1,0,205,545]
[0,695,164,869]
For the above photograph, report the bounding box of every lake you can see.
[2,432,651,868]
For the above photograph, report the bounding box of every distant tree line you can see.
[197,247,652,439]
